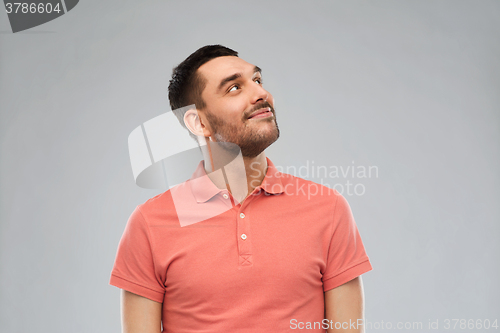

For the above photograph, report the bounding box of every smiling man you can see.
[110,45,373,333]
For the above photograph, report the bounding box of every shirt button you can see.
[223,194,229,199]
[240,213,245,219]
[241,234,247,240]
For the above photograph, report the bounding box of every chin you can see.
[240,131,279,158]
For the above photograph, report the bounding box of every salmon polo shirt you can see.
[110,157,372,332]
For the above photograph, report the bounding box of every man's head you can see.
[168,45,279,158]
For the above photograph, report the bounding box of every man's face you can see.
[197,56,279,158]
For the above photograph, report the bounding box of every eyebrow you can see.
[217,66,262,92]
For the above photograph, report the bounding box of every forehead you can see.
[198,56,256,88]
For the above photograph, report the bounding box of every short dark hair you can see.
[168,45,238,139]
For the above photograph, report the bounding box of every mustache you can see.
[245,101,275,119]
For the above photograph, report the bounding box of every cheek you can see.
[213,104,243,125]
[223,102,247,122]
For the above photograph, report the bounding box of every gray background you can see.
[1,1,499,332]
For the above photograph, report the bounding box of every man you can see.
[110,45,372,332]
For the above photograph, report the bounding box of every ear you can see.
[184,108,212,138]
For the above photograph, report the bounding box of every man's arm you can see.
[324,276,365,333]
[121,290,162,333]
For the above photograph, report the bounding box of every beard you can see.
[204,101,280,158]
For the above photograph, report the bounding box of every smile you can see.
[248,107,273,119]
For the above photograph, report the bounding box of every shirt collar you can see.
[259,157,284,195]
[189,161,223,203]
[189,157,284,203]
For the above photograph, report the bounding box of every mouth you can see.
[248,107,273,119]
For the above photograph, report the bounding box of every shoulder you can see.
[134,187,179,225]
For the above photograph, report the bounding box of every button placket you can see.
[237,208,252,266]
[221,191,237,208]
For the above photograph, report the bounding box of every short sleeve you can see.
[109,206,165,303]
[322,193,373,291]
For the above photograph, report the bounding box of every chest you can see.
[151,202,332,303]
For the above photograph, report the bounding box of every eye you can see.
[229,85,239,92]
[254,78,262,84]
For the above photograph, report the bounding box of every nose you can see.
[250,81,269,104]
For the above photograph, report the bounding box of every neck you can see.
[200,140,268,203]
